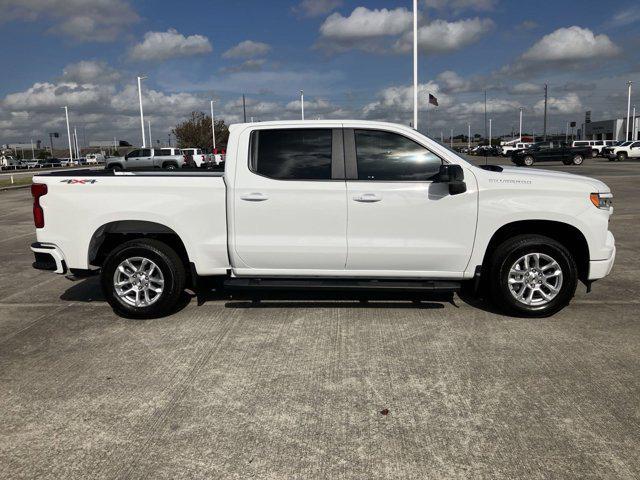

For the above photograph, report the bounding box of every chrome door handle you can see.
[353,193,382,203]
[240,192,269,202]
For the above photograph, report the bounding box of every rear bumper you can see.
[588,232,616,280]
[31,242,67,274]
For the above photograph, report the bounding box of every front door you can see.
[232,127,347,274]
[344,128,478,277]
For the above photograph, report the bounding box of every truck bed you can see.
[32,169,230,275]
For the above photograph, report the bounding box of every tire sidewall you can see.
[524,156,534,166]
[491,237,577,317]
[572,155,584,165]
[101,241,185,318]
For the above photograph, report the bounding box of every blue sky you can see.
[1,0,639,144]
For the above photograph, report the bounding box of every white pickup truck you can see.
[106,148,186,171]
[604,141,640,161]
[30,120,615,318]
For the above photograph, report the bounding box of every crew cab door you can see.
[126,148,153,169]
[232,127,347,273]
[344,127,478,276]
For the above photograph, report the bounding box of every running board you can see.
[224,278,461,292]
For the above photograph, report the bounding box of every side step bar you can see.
[224,277,461,292]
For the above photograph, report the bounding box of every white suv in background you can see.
[572,140,615,157]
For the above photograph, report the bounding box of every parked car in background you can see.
[605,141,640,161]
[180,148,212,168]
[502,142,533,156]
[0,154,20,168]
[30,120,615,319]
[511,141,592,166]
[571,140,616,157]
[105,148,187,171]
[86,153,105,164]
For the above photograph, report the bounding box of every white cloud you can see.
[424,0,497,12]
[293,0,342,17]
[129,29,213,62]
[2,82,115,112]
[509,82,541,94]
[605,7,640,28]
[448,98,520,116]
[395,18,494,54]
[436,71,472,93]
[223,40,271,59]
[0,0,139,42]
[220,59,266,74]
[534,93,582,115]
[521,26,620,63]
[318,7,413,50]
[363,82,450,121]
[61,61,120,84]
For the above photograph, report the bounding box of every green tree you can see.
[173,111,229,152]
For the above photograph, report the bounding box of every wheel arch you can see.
[88,220,190,269]
[481,220,590,283]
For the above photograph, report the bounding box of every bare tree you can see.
[173,112,229,151]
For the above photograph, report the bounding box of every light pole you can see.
[468,123,471,149]
[210,100,217,151]
[74,127,80,159]
[300,90,305,120]
[565,122,569,143]
[412,0,418,130]
[30,139,35,160]
[633,105,637,141]
[450,128,453,148]
[489,118,492,147]
[626,81,632,141]
[148,121,152,148]
[63,106,73,161]
[137,76,147,147]
[519,107,523,140]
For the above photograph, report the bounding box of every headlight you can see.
[590,192,613,209]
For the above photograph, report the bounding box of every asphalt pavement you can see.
[0,157,639,479]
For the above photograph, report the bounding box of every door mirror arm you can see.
[437,164,467,195]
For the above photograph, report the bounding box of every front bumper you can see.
[31,242,67,274]
[588,231,616,280]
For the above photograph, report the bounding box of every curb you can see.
[0,184,31,192]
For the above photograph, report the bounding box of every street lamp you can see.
[137,76,147,147]
[519,107,523,141]
[300,90,305,121]
[62,106,73,161]
[412,0,418,130]
[210,100,217,151]
[626,81,632,141]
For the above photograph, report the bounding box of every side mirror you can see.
[437,164,467,195]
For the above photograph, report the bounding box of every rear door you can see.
[344,127,477,276]
[232,126,348,273]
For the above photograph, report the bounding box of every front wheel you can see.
[523,155,534,166]
[617,152,627,161]
[101,239,186,318]
[488,235,578,317]
[572,154,584,165]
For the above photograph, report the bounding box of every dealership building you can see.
[583,117,640,141]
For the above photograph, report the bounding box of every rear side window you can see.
[160,149,174,156]
[250,129,332,180]
[354,129,441,181]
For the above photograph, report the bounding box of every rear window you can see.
[574,142,588,146]
[250,129,332,180]
[160,149,174,156]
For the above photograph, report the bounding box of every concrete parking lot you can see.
[1,158,639,479]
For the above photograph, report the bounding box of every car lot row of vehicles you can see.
[0,153,106,170]
[508,140,640,167]
[105,148,225,171]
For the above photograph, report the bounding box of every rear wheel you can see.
[571,154,584,165]
[488,235,577,317]
[101,239,186,318]
[617,152,627,161]
[591,149,598,158]
[523,155,534,166]
[163,162,178,170]
[108,164,123,171]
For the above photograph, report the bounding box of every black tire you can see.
[488,234,578,317]
[101,238,186,319]
[523,155,534,166]
[562,159,572,165]
[617,152,627,161]
[572,154,584,166]
[108,164,123,171]
[163,162,178,170]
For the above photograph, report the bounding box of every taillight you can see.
[31,183,47,228]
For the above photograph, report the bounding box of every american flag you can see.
[428,94,439,107]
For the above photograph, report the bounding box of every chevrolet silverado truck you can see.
[511,141,593,166]
[106,147,187,171]
[30,120,615,318]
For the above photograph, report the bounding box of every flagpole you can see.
[412,0,418,130]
